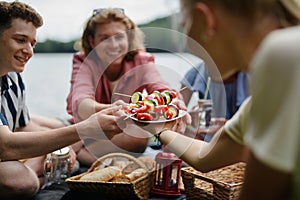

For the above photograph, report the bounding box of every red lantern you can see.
[152,152,182,197]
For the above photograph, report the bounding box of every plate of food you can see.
[128,109,187,124]
[121,90,187,124]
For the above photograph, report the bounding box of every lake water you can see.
[23,53,201,119]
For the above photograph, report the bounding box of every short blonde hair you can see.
[81,8,145,60]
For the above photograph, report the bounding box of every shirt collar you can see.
[0,74,12,95]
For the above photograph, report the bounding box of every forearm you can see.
[77,99,110,120]
[159,127,247,172]
[15,120,50,132]
[158,129,204,165]
[1,106,124,161]
[0,125,80,161]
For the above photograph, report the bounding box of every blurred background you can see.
[8,0,201,120]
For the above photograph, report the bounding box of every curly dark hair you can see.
[0,1,43,34]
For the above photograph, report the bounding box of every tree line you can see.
[34,13,185,53]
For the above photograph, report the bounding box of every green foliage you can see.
[139,13,185,52]
[34,39,76,53]
[139,15,173,29]
[34,13,184,53]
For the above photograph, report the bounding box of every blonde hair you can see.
[81,8,145,60]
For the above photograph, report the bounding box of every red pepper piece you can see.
[136,113,153,121]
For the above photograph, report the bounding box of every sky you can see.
[10,0,180,42]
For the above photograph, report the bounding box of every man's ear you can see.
[195,2,216,37]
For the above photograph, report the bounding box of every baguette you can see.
[111,174,130,182]
[80,166,121,182]
[125,168,147,181]
[122,161,140,174]
[122,157,156,174]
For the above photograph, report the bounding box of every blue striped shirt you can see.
[0,72,30,131]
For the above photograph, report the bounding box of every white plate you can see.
[129,110,187,124]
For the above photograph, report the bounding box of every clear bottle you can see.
[198,99,213,128]
[44,147,70,185]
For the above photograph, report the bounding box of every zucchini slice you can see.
[131,92,144,104]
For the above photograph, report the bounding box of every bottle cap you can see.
[52,147,70,157]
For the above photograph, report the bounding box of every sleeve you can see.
[66,52,99,120]
[224,97,251,145]
[16,73,30,128]
[18,106,30,128]
[181,61,208,95]
[181,66,197,89]
[245,28,300,172]
[236,72,250,107]
[0,113,8,126]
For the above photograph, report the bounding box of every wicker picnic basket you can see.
[66,153,155,200]
[181,162,246,200]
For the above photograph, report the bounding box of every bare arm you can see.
[159,127,248,172]
[77,99,111,120]
[0,125,79,161]
[15,118,53,132]
[77,99,125,120]
[0,106,125,161]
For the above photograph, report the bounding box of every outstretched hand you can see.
[169,98,192,134]
[97,105,127,139]
[78,105,126,140]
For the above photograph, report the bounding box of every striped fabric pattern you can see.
[0,72,30,131]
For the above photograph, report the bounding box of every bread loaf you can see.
[125,168,147,181]
[122,161,140,174]
[122,157,156,174]
[79,166,121,182]
[111,174,130,182]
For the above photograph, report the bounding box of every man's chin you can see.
[15,65,25,73]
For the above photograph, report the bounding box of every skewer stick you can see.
[124,113,135,120]
[114,92,131,98]
[204,77,211,100]
[179,86,188,92]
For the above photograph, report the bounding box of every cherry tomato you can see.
[167,104,179,117]
[153,95,163,105]
[154,105,168,114]
[136,101,144,106]
[136,113,153,121]
[135,105,149,114]
[170,91,177,99]
[164,110,174,120]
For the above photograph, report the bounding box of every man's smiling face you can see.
[0,18,37,76]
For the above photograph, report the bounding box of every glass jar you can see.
[44,147,70,184]
[198,99,213,128]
